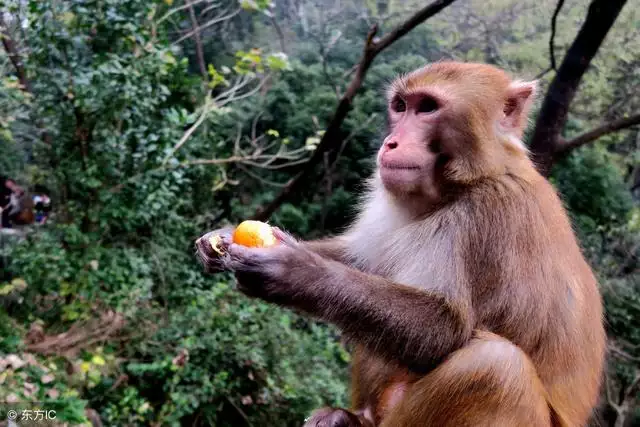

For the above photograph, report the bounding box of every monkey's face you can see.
[377,90,447,202]
[378,62,537,201]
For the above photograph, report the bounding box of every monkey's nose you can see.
[384,140,399,151]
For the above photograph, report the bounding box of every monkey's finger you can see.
[272,227,299,247]
[225,243,275,271]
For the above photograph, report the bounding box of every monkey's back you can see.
[460,172,606,425]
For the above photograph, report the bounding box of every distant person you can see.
[1,175,25,228]
[32,184,52,225]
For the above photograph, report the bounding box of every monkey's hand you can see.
[225,228,326,305]
[195,227,235,274]
[303,407,373,427]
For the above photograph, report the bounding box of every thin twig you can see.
[186,0,208,79]
[225,397,254,427]
[236,164,288,187]
[199,2,222,18]
[549,0,565,71]
[157,0,209,25]
[161,95,213,166]
[534,66,553,80]
[605,368,621,411]
[173,8,241,45]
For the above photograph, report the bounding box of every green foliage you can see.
[111,281,348,426]
[552,146,633,227]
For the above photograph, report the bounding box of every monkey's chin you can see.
[379,167,422,195]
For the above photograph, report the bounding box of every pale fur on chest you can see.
[344,180,457,291]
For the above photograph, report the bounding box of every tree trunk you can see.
[528,0,628,176]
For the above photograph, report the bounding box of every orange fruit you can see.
[232,220,277,248]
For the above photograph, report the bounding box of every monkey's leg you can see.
[380,330,552,427]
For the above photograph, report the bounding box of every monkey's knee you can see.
[382,331,552,427]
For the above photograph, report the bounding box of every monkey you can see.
[196,61,606,427]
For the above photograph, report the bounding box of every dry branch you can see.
[172,7,241,45]
[251,0,458,221]
[554,113,640,156]
[26,311,126,357]
[186,0,208,79]
[548,0,565,71]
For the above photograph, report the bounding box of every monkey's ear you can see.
[501,80,537,135]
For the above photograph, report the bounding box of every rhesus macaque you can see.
[196,62,605,427]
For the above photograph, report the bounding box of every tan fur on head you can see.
[383,62,538,187]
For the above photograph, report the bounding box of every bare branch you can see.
[605,368,621,411]
[269,13,287,53]
[157,0,209,25]
[112,111,307,193]
[236,164,288,187]
[371,0,457,54]
[609,342,640,363]
[199,2,222,18]
[173,8,241,45]
[625,371,640,401]
[216,75,272,108]
[549,0,565,71]
[161,95,213,166]
[251,0,458,221]
[534,66,553,80]
[186,0,208,79]
[554,113,640,156]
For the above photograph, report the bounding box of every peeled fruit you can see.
[232,220,277,248]
[208,234,225,255]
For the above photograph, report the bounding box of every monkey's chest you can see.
[354,231,456,292]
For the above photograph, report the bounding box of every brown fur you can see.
[196,62,605,427]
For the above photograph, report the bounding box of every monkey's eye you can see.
[417,97,439,114]
[391,98,406,113]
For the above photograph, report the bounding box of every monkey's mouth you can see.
[380,162,421,171]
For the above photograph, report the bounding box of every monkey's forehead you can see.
[388,62,512,99]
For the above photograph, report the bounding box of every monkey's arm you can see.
[301,236,356,265]
[225,237,473,372]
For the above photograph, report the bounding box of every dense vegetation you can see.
[0,0,638,425]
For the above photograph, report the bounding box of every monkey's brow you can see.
[387,78,409,100]
[388,86,440,102]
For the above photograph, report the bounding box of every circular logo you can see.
[6,410,18,420]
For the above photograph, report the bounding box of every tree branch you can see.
[528,0,629,176]
[554,113,640,156]
[605,368,621,412]
[157,0,208,25]
[251,0,458,221]
[549,0,565,71]
[609,341,640,363]
[172,8,241,45]
[269,13,287,53]
[0,14,53,147]
[625,371,640,401]
[186,0,208,79]
[0,15,31,93]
